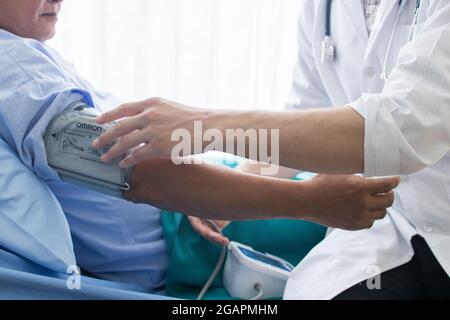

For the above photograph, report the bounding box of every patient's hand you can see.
[188,217,230,246]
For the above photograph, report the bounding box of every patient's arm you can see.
[126,158,305,221]
[236,161,300,179]
[187,162,299,245]
[125,158,399,230]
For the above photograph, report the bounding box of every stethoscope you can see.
[321,0,422,81]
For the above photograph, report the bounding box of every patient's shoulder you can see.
[0,35,70,86]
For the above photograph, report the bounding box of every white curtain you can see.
[49,0,302,111]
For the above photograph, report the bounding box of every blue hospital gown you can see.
[0,29,169,289]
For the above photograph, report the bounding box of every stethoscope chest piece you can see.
[321,35,335,64]
[321,0,421,69]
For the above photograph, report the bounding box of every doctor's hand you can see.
[93,98,207,167]
[188,217,230,246]
[303,174,400,231]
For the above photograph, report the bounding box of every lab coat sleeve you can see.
[286,0,332,110]
[351,10,450,177]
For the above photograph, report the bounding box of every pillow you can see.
[0,138,76,273]
[161,153,327,299]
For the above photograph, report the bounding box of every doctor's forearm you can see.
[204,106,365,174]
[125,158,310,221]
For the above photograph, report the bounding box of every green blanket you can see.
[161,154,326,300]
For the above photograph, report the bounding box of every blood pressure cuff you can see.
[44,101,133,198]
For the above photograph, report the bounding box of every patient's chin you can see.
[33,25,57,42]
[41,30,56,42]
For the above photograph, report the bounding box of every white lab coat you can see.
[284,0,450,299]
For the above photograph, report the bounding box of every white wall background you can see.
[49,0,302,110]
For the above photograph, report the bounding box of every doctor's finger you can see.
[100,130,149,163]
[93,116,146,150]
[368,191,395,210]
[365,176,401,194]
[96,102,148,124]
[119,144,157,168]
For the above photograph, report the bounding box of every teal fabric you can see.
[161,153,326,299]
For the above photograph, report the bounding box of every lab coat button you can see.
[423,224,434,233]
[364,67,376,78]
